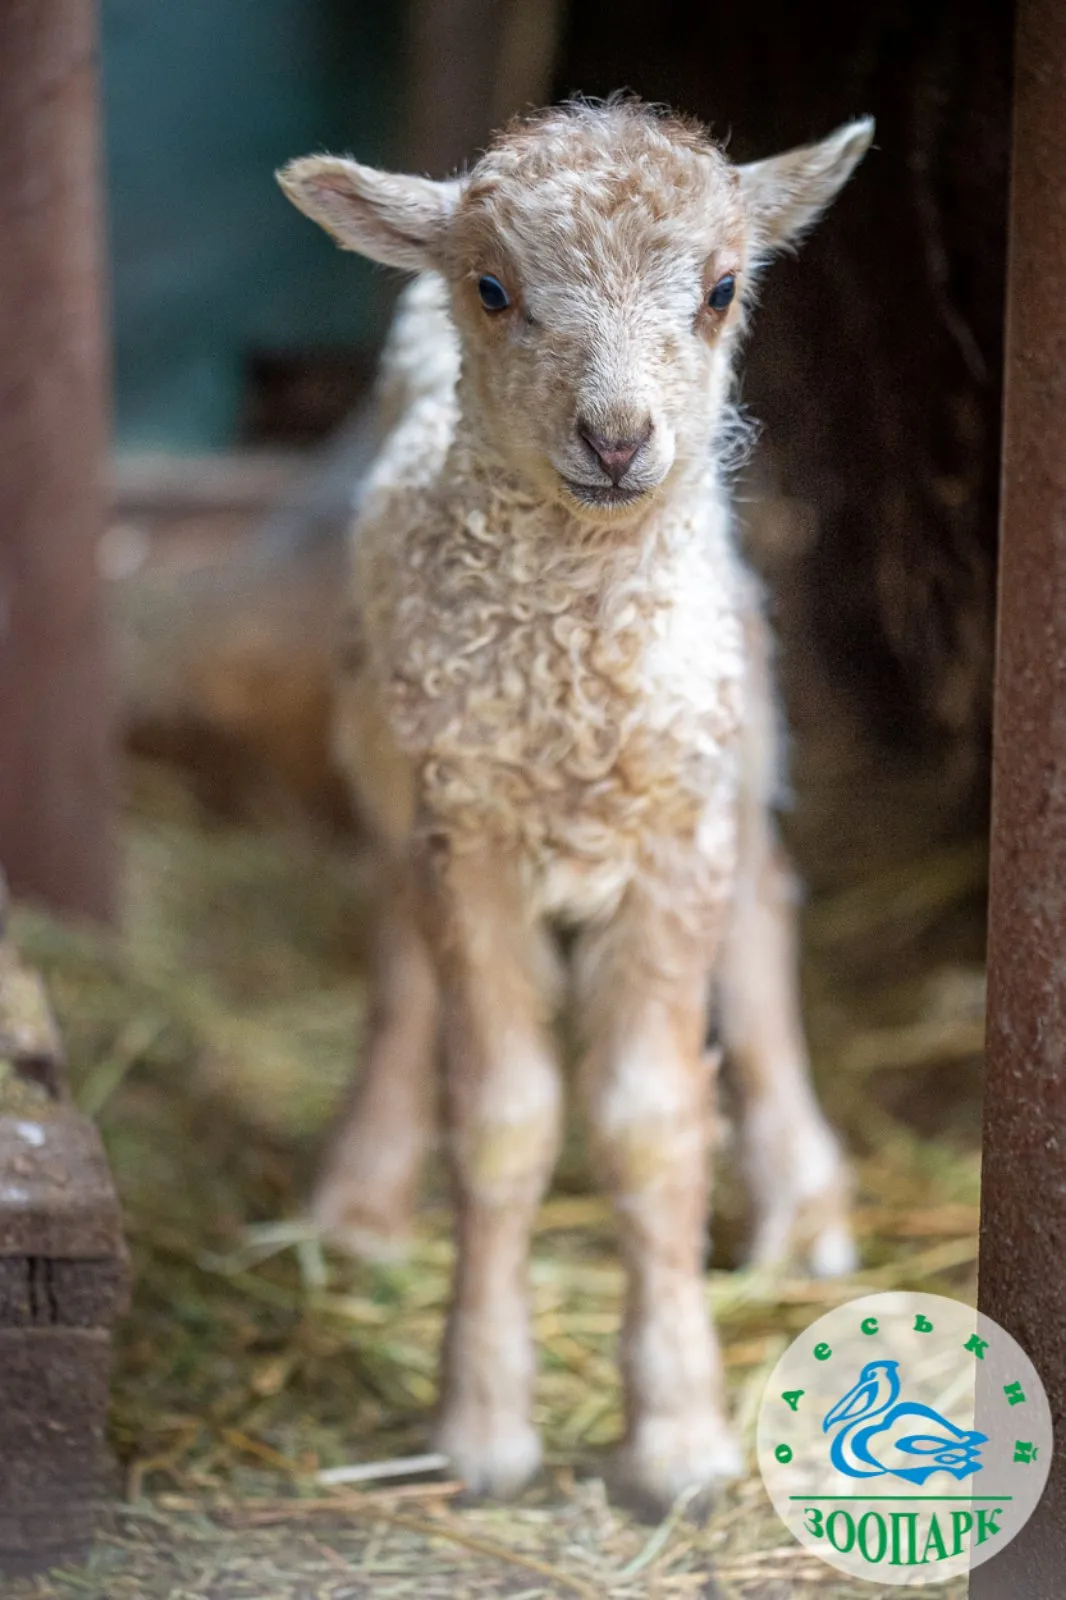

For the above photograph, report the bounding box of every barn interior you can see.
[2,1,1013,1595]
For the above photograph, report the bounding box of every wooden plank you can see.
[0,1111,128,1262]
[0,940,129,1576]
[0,1328,112,1569]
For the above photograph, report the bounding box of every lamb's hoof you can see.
[806,1221,858,1279]
[609,1415,743,1522]
[434,1408,542,1500]
[749,1203,857,1281]
[309,1181,413,1264]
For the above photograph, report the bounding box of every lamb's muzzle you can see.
[279,96,873,1516]
[577,415,654,483]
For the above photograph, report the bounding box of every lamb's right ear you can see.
[277,156,462,271]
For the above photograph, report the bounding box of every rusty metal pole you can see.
[974,0,1066,1592]
[0,1,115,921]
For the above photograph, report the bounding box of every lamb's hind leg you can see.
[721,590,855,1279]
[310,862,439,1260]
[719,821,856,1278]
[577,879,741,1517]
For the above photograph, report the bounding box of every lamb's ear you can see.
[277,156,462,271]
[737,117,874,257]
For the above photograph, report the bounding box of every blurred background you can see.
[100,0,1009,822]
[0,1,1011,1593]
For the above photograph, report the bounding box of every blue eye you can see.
[477,274,510,312]
[707,274,736,311]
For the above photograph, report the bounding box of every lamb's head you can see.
[280,101,873,521]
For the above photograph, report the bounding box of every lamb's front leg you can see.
[422,846,562,1499]
[577,883,741,1517]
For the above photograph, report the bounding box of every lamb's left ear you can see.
[277,156,462,272]
[737,117,875,257]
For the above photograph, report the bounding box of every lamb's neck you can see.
[442,428,731,575]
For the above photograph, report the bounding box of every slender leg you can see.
[310,862,439,1259]
[423,846,562,1498]
[721,588,855,1277]
[720,823,856,1278]
[576,875,741,1516]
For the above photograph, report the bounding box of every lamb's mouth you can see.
[560,477,651,511]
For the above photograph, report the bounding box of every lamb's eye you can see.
[477,274,510,312]
[707,274,736,312]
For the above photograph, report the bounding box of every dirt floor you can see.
[4,468,987,1598]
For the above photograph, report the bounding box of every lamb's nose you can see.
[578,419,652,485]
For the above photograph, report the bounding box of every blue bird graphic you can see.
[822,1359,987,1485]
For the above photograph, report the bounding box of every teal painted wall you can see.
[102,0,401,449]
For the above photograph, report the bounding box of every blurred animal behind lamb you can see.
[279,100,872,1512]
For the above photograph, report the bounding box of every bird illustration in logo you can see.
[822,1359,987,1484]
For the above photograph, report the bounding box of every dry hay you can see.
[6,755,983,1599]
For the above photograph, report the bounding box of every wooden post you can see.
[0,0,115,921]
[974,0,1066,1591]
[0,878,129,1576]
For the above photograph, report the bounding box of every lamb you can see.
[278,99,873,1514]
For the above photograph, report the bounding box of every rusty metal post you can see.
[974,0,1066,1592]
[0,1,115,921]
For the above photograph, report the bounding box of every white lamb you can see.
[279,98,873,1514]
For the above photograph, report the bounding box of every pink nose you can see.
[578,419,652,485]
